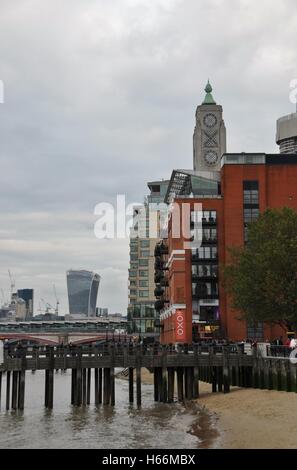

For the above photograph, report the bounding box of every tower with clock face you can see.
[193,81,226,172]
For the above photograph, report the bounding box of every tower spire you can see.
[202,79,216,105]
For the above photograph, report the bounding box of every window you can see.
[139,270,148,277]
[140,250,150,257]
[129,290,137,296]
[192,281,218,297]
[247,322,264,341]
[243,181,259,243]
[202,228,217,241]
[130,280,137,286]
[139,280,148,287]
[129,270,137,277]
[244,208,259,223]
[139,290,149,297]
[130,254,138,261]
[192,247,217,260]
[139,259,149,266]
[140,240,150,248]
[131,262,138,269]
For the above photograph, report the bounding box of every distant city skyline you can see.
[0,0,297,314]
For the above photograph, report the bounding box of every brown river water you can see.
[0,370,216,449]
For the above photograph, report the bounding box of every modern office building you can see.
[67,270,100,318]
[127,180,169,337]
[96,307,108,317]
[17,289,34,320]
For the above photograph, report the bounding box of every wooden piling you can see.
[167,367,175,403]
[285,361,292,393]
[72,369,77,405]
[18,370,25,410]
[94,368,99,405]
[177,367,184,402]
[76,367,82,406]
[157,367,163,402]
[212,367,217,393]
[223,348,230,394]
[193,366,199,399]
[45,370,49,407]
[153,368,158,402]
[6,370,11,410]
[185,368,193,400]
[162,367,167,403]
[217,367,223,392]
[99,368,102,404]
[48,370,54,409]
[103,368,110,405]
[87,368,91,405]
[82,368,87,406]
[129,368,134,403]
[136,366,141,407]
[277,361,282,391]
[110,367,115,406]
[11,371,18,410]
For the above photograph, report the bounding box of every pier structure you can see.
[0,343,297,410]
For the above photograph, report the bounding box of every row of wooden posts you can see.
[0,365,224,410]
[1,344,297,411]
[0,370,26,410]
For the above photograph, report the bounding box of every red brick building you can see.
[155,153,297,344]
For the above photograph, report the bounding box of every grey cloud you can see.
[0,0,297,312]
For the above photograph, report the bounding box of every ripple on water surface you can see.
[0,370,213,449]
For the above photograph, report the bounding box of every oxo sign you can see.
[175,309,186,342]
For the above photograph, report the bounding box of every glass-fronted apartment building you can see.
[127,180,169,338]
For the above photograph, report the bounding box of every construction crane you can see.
[40,298,54,315]
[53,284,59,316]
[8,270,15,299]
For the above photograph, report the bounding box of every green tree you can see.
[224,207,297,332]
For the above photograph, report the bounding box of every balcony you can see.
[202,236,217,244]
[154,286,164,298]
[154,242,168,257]
[155,300,165,312]
[192,283,218,300]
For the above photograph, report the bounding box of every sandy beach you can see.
[118,368,297,449]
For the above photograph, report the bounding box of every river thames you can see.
[0,370,209,449]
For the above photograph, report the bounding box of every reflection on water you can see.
[0,370,200,449]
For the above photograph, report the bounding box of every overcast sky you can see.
[0,0,297,315]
